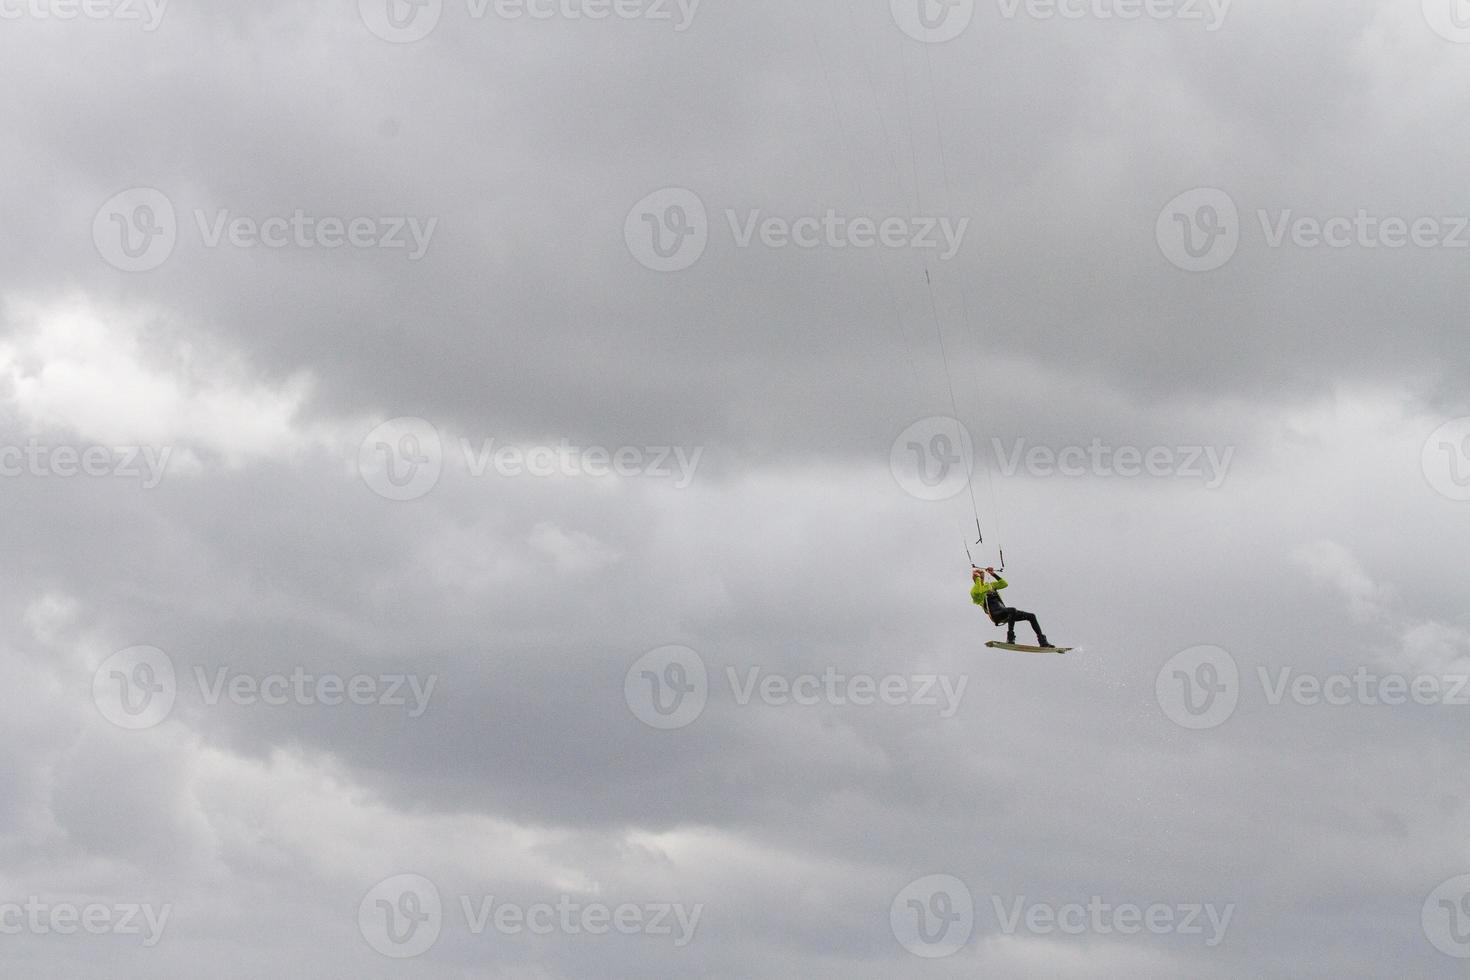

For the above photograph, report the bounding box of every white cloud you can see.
[528,522,620,574]
[1293,539,1387,623]
[0,298,318,467]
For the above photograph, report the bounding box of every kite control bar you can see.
[970,551,1006,576]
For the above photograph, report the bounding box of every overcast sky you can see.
[3,0,1470,977]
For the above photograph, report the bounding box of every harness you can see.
[982,586,1009,624]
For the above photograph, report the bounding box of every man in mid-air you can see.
[971,566,1051,648]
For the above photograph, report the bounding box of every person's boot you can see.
[1037,635,1051,648]
[1006,633,1017,645]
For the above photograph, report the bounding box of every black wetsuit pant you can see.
[993,607,1045,644]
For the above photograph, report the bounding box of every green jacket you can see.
[971,575,1008,608]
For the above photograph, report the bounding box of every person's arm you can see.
[984,567,1008,590]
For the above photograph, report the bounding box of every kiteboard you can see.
[985,641,1073,655]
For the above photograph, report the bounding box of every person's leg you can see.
[1000,610,1019,644]
[1013,610,1048,646]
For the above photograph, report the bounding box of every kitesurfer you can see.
[971,567,1051,648]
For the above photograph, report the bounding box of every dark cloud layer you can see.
[2,0,1469,977]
